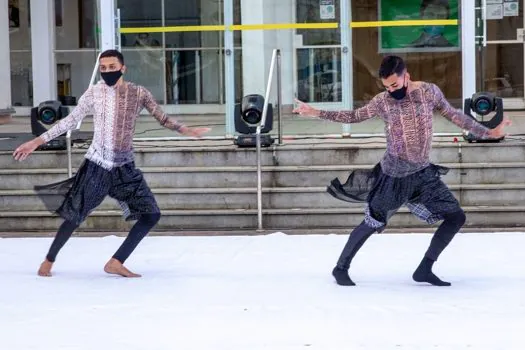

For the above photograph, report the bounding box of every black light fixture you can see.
[30,100,69,150]
[234,94,274,147]
[463,92,504,143]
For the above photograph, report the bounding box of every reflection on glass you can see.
[10,52,33,106]
[79,0,98,48]
[165,0,222,49]
[296,48,342,103]
[55,51,99,103]
[118,0,162,48]
[481,44,524,98]
[166,49,224,104]
[122,50,165,103]
[234,49,243,102]
[484,0,524,42]
[296,0,340,46]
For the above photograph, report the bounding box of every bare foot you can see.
[104,258,141,278]
[38,260,53,277]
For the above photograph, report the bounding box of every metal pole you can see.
[66,53,101,178]
[195,50,202,104]
[67,130,72,178]
[276,49,283,145]
[256,128,262,231]
[260,49,278,129]
[257,49,278,231]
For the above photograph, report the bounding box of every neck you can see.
[407,80,417,93]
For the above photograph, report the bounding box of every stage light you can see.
[234,94,274,147]
[30,100,69,150]
[463,92,504,143]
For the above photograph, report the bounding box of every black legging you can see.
[336,209,466,269]
[424,209,466,261]
[46,213,161,263]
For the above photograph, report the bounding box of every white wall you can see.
[9,0,31,106]
[268,0,295,107]
[30,0,57,105]
[0,0,11,109]
[240,0,295,106]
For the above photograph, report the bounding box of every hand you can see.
[179,126,211,138]
[13,138,44,161]
[292,99,321,118]
[487,117,512,139]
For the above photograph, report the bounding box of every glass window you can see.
[10,0,32,106]
[118,0,164,102]
[352,0,463,108]
[165,0,222,49]
[118,0,163,48]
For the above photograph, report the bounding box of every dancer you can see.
[13,49,210,277]
[293,55,510,286]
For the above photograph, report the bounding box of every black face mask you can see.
[101,70,123,86]
[388,76,408,100]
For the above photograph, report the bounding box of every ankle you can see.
[418,257,435,270]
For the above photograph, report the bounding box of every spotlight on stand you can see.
[30,100,69,150]
[234,94,275,148]
[463,92,504,143]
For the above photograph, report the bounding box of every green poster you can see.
[379,0,460,53]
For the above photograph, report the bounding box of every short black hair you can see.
[99,49,124,65]
[378,55,406,79]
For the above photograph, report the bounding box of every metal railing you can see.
[256,48,283,231]
[66,53,101,177]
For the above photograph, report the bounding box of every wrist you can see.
[34,137,46,146]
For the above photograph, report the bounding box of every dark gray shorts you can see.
[327,163,461,232]
[35,159,160,225]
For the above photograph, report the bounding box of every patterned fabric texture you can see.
[40,81,184,170]
[319,82,491,177]
[34,159,160,225]
[327,163,461,232]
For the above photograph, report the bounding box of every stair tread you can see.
[0,183,523,195]
[1,205,524,217]
[3,162,525,174]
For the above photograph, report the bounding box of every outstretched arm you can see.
[141,87,210,137]
[293,97,380,124]
[13,87,94,161]
[432,84,510,139]
[141,87,185,131]
[40,87,94,143]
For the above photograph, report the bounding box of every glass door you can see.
[293,0,347,108]
[478,0,525,109]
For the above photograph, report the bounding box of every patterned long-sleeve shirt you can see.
[41,81,185,170]
[319,82,491,177]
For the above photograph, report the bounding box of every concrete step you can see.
[1,141,525,169]
[0,162,523,189]
[1,184,525,211]
[0,206,523,232]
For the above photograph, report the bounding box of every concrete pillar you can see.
[99,0,116,51]
[0,0,12,112]
[30,0,57,105]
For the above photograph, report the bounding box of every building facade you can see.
[1,0,523,136]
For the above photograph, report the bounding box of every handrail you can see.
[256,48,283,231]
[66,52,101,177]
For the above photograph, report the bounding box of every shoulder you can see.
[371,91,388,104]
[418,82,443,101]
[421,81,441,94]
[131,83,153,96]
